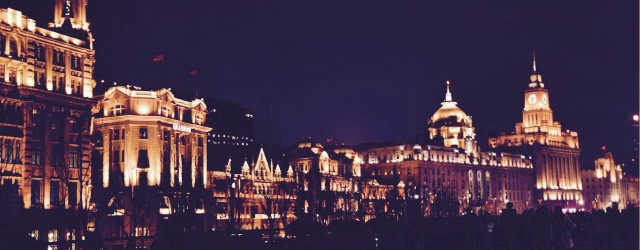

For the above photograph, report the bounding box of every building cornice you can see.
[93,115,212,133]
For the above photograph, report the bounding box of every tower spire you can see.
[445,80,453,102]
[528,50,544,88]
[532,50,537,72]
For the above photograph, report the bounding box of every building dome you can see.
[431,103,467,124]
[429,81,468,124]
[427,81,478,156]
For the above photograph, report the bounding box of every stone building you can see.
[209,148,296,231]
[358,144,534,215]
[207,140,395,230]
[0,4,95,246]
[90,86,211,246]
[289,138,363,224]
[427,80,479,156]
[355,82,535,215]
[581,150,638,211]
[489,53,582,208]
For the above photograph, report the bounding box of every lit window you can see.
[161,106,171,117]
[70,148,81,168]
[110,104,125,116]
[48,230,58,245]
[29,230,39,240]
[135,226,150,237]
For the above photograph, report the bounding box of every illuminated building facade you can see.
[581,150,638,211]
[489,53,582,207]
[208,140,394,229]
[0,8,95,97]
[352,82,535,214]
[209,148,296,230]
[0,5,95,245]
[358,145,534,214]
[297,82,537,216]
[289,138,372,224]
[427,81,478,156]
[90,86,211,242]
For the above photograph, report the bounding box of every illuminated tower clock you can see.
[522,52,554,129]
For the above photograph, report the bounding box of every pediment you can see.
[103,88,129,101]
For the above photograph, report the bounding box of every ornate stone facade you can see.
[90,86,211,242]
[358,144,534,214]
[0,5,95,245]
[209,148,296,231]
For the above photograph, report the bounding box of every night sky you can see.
[6,0,639,169]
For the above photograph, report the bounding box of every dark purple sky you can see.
[8,0,639,168]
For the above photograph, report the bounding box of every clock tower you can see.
[489,51,582,208]
[522,52,554,130]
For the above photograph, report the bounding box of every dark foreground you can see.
[194,209,639,250]
[2,208,638,249]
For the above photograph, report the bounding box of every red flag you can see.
[189,69,199,76]
[152,53,165,62]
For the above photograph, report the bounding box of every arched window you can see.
[320,152,330,173]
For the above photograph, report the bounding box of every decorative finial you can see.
[445,80,452,102]
[532,50,537,72]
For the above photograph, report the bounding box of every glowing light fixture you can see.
[159,208,171,215]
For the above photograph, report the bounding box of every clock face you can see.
[528,94,537,104]
[541,94,548,104]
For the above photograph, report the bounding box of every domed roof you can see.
[431,103,467,123]
[430,81,468,124]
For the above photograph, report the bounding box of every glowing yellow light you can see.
[27,19,35,31]
[159,208,171,215]
[138,104,151,115]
